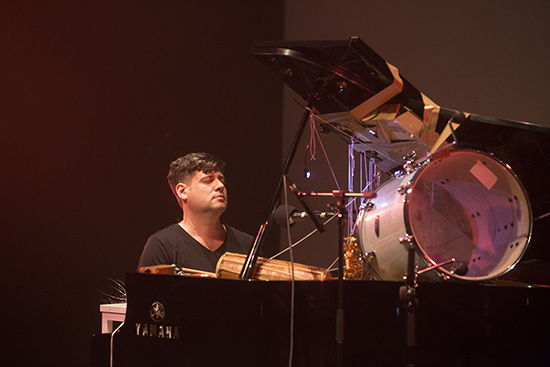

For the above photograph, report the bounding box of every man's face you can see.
[184,170,227,215]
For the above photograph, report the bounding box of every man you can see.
[138,152,254,273]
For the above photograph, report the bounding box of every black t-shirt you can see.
[137,224,254,273]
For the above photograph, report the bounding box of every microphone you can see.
[450,261,469,276]
[286,177,326,233]
[274,205,337,228]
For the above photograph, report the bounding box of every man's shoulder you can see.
[149,223,184,240]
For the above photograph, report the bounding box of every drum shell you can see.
[358,150,532,282]
[357,171,420,280]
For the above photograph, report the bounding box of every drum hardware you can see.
[400,142,456,179]
[399,234,416,283]
[401,236,419,367]
[403,156,424,174]
[399,234,414,244]
[398,238,463,280]
[404,150,417,161]
[403,161,416,174]
[374,215,380,237]
[364,202,375,211]
[403,154,432,175]
[416,258,457,275]
[363,251,383,281]
[400,233,469,367]
[397,184,410,195]
[357,150,532,283]
[399,278,417,309]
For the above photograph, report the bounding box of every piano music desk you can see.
[99,303,127,333]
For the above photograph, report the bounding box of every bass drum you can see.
[357,150,532,282]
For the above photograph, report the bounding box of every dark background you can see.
[1,1,549,366]
[0,2,283,365]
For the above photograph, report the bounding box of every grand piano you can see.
[91,38,550,366]
[91,272,550,367]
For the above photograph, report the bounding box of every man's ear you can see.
[175,182,188,203]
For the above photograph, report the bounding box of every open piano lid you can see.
[251,37,550,221]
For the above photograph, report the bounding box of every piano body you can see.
[92,273,550,367]
[92,38,550,366]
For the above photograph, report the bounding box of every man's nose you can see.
[215,179,225,190]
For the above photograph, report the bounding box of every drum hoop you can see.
[402,149,533,280]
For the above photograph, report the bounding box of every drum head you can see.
[406,150,532,281]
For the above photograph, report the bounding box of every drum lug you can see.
[397,184,410,195]
[405,151,417,160]
[399,234,414,248]
[365,251,376,259]
[403,160,416,174]
[365,202,375,211]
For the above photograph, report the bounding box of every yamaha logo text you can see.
[134,301,179,339]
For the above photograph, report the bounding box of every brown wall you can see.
[0,2,283,365]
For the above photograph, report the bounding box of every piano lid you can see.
[251,37,423,114]
[252,37,550,220]
[251,37,447,169]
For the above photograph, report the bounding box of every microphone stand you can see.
[400,241,464,367]
[299,190,376,367]
[399,236,418,367]
[240,107,313,280]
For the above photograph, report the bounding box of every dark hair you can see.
[167,152,226,192]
